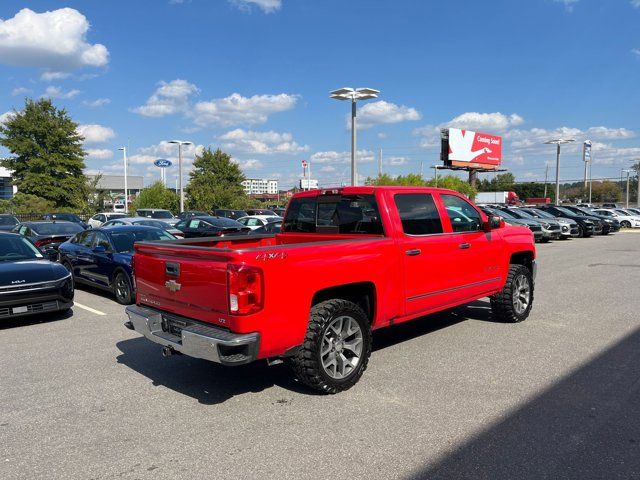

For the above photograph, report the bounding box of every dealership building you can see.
[86,174,144,202]
[0,166,16,200]
[242,178,279,195]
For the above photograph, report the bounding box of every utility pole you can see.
[543,163,549,199]
[434,166,439,187]
[419,161,424,178]
[588,154,593,204]
[118,147,128,213]
[622,169,631,208]
[378,149,382,177]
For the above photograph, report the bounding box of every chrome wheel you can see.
[115,274,130,303]
[320,315,363,380]
[512,275,530,315]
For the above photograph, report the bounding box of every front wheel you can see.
[621,221,631,228]
[113,271,134,305]
[490,264,534,323]
[289,299,372,394]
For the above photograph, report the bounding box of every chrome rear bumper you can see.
[125,305,259,366]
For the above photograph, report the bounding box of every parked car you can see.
[496,207,561,241]
[248,218,283,234]
[42,213,89,230]
[174,216,250,238]
[272,208,286,217]
[517,207,579,238]
[237,215,283,231]
[246,209,276,216]
[58,225,175,305]
[177,211,209,220]
[601,203,620,209]
[102,217,184,237]
[135,209,179,226]
[126,186,537,393]
[12,221,85,253]
[559,206,619,234]
[0,214,19,232]
[88,212,129,229]
[479,206,543,242]
[626,208,640,216]
[212,209,248,220]
[112,203,126,213]
[0,232,74,319]
[592,209,640,228]
[536,205,599,237]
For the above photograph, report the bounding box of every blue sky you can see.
[1,0,639,189]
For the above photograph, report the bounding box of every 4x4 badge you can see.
[165,280,181,293]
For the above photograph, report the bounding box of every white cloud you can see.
[82,98,111,108]
[133,79,199,117]
[189,92,298,127]
[77,124,115,144]
[40,71,71,81]
[320,165,336,173]
[632,48,640,58]
[385,156,409,166]
[309,150,375,165]
[553,0,579,12]
[86,148,113,160]
[229,0,282,14]
[586,126,635,139]
[356,100,421,129]
[219,129,309,155]
[11,86,30,96]
[631,0,640,7]
[42,85,81,99]
[237,158,264,169]
[0,111,15,124]
[506,127,583,150]
[0,8,109,72]
[446,112,524,131]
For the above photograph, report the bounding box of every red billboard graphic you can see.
[442,128,502,169]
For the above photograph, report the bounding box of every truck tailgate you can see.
[133,243,230,323]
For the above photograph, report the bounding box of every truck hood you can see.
[0,259,69,286]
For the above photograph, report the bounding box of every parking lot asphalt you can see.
[1,232,640,480]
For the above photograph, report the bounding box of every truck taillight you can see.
[227,264,263,315]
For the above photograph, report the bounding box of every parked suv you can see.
[136,209,178,226]
[479,206,543,242]
[213,209,248,220]
[536,205,599,237]
[517,207,579,238]
[560,206,619,234]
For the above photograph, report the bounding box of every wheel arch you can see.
[311,282,376,324]
[509,250,534,271]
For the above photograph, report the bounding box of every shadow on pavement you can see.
[407,326,640,479]
[0,307,73,330]
[116,300,496,403]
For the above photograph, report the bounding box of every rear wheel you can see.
[490,264,534,323]
[113,271,134,305]
[289,299,372,394]
[621,220,631,228]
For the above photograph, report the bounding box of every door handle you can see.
[458,243,471,249]
[406,249,421,256]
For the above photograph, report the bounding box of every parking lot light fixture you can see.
[117,147,128,214]
[167,140,193,213]
[330,87,380,186]
[544,139,575,205]
[622,169,632,208]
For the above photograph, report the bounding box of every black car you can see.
[42,213,89,230]
[560,206,620,234]
[213,209,248,220]
[246,208,276,216]
[479,206,544,242]
[496,207,562,241]
[177,211,210,220]
[0,232,74,319]
[536,205,599,237]
[0,214,19,232]
[272,208,286,217]
[174,216,250,238]
[249,218,283,234]
[12,221,85,253]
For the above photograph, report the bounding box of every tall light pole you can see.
[118,147,128,213]
[330,87,380,186]
[168,140,192,213]
[622,169,631,208]
[544,138,574,205]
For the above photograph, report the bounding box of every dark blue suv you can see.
[58,225,174,304]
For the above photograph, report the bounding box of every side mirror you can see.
[43,249,58,262]
[483,215,504,231]
[92,245,107,254]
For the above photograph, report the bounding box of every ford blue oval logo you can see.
[154,159,172,168]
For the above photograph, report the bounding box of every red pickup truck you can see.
[125,187,536,393]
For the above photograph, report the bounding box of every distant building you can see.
[0,166,16,200]
[242,178,278,195]
[86,174,144,203]
[299,178,318,190]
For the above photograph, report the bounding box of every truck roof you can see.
[292,186,463,198]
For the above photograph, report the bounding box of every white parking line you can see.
[74,302,107,316]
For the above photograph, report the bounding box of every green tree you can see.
[132,181,179,213]
[366,173,477,198]
[0,98,87,209]
[425,175,477,199]
[5,193,55,214]
[185,148,248,210]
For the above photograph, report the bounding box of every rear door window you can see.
[394,194,443,235]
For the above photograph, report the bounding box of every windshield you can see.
[0,236,44,261]
[485,207,516,220]
[553,207,576,216]
[502,209,529,219]
[31,222,84,235]
[0,216,18,226]
[133,220,170,228]
[110,229,175,253]
[150,211,174,219]
[107,213,127,219]
[614,209,631,216]
[50,213,81,222]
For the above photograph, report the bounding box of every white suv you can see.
[88,212,129,229]
[593,209,640,228]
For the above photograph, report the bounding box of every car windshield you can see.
[0,216,18,226]
[110,229,175,253]
[30,222,84,235]
[553,207,576,216]
[0,236,44,261]
[614,209,631,216]
[504,209,530,219]
[150,211,174,219]
[203,217,245,227]
[486,207,517,220]
[133,220,170,229]
[107,214,127,219]
[49,213,81,222]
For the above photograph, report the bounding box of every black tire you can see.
[490,264,534,323]
[113,271,134,305]
[577,226,584,238]
[289,299,372,394]
[621,221,631,228]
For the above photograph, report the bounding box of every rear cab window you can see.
[394,194,443,235]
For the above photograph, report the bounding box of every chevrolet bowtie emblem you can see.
[165,280,181,293]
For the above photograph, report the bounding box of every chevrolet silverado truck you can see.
[125,187,536,393]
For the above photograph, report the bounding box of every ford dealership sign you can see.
[154,159,172,168]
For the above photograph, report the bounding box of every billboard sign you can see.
[583,140,592,162]
[154,159,172,168]
[441,128,502,169]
